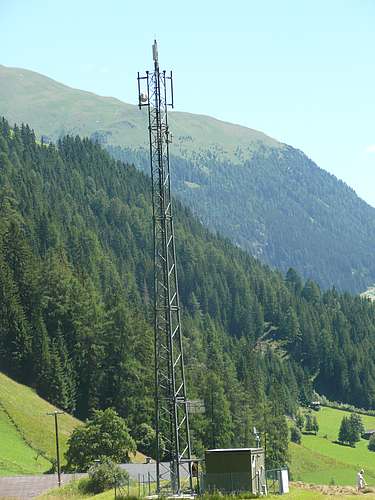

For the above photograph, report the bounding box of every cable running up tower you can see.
[137,41,193,494]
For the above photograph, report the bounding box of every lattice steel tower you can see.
[137,41,193,494]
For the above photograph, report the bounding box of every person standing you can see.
[357,469,366,491]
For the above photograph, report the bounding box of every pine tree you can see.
[31,315,51,395]
[290,426,302,444]
[304,413,312,433]
[346,414,361,447]
[368,434,375,452]
[55,329,76,412]
[44,337,69,410]
[338,416,350,445]
[265,411,289,468]
[0,255,32,380]
[296,411,305,431]
[285,268,303,295]
[312,415,319,435]
[204,371,233,449]
[264,382,289,469]
[348,413,364,438]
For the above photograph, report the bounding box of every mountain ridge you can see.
[0,64,280,159]
[1,64,374,292]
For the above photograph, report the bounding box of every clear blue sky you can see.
[1,0,375,206]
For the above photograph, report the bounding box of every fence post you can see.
[138,473,141,497]
[127,475,130,496]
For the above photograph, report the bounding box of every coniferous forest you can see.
[2,64,375,293]
[1,118,375,466]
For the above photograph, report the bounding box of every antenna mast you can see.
[137,41,193,494]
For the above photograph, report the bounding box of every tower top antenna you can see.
[152,39,158,64]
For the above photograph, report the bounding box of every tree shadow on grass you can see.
[332,440,355,448]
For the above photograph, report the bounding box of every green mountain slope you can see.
[0,372,80,475]
[0,64,278,160]
[1,115,375,475]
[1,64,374,292]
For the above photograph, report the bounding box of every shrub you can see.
[368,434,375,452]
[88,458,129,493]
[290,426,302,444]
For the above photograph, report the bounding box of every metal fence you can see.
[114,475,131,499]
[115,467,288,497]
[136,472,157,497]
[114,473,156,499]
[266,468,289,495]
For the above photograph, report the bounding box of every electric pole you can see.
[137,41,193,494]
[47,410,64,487]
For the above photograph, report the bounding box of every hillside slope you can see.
[1,116,375,470]
[290,407,375,486]
[0,64,279,160]
[0,372,80,475]
[1,65,374,292]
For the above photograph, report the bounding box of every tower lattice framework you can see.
[137,41,193,494]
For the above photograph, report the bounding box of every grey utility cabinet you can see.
[204,447,266,495]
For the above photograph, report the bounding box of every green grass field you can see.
[0,372,81,476]
[0,405,51,475]
[0,372,145,477]
[39,480,375,500]
[289,406,375,486]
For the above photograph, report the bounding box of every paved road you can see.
[0,473,85,499]
[0,464,189,498]
[121,462,190,480]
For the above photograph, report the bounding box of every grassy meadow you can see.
[289,406,375,486]
[38,481,375,500]
[0,404,51,475]
[0,372,81,475]
[0,372,145,477]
